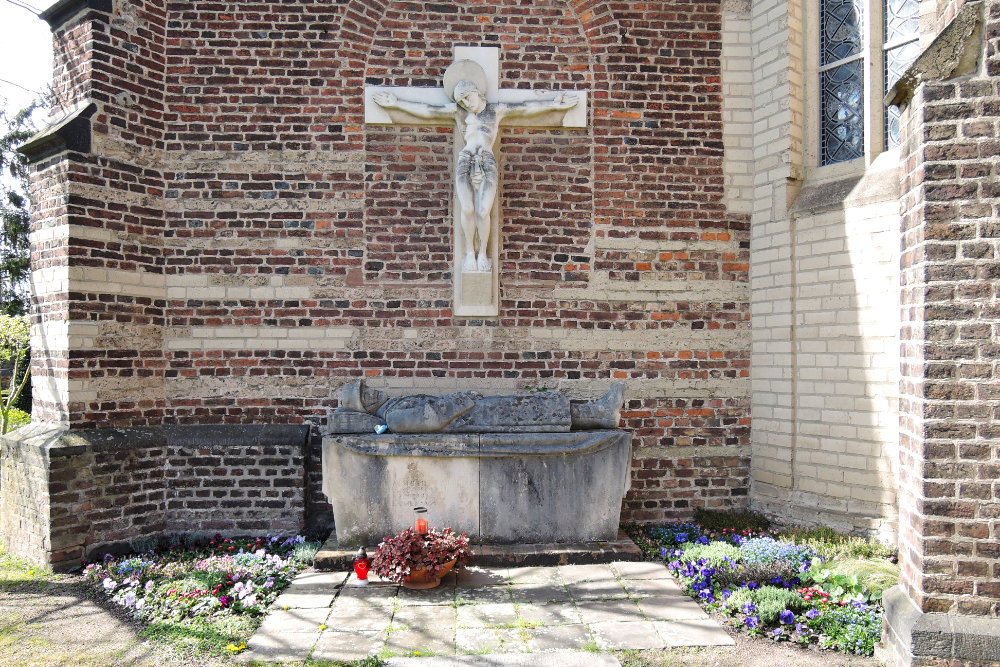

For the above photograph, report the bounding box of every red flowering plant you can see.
[370,527,472,583]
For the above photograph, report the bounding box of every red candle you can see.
[416,517,428,534]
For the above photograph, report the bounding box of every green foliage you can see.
[678,540,741,568]
[778,525,896,560]
[3,407,28,431]
[0,314,29,434]
[802,557,899,603]
[693,507,771,533]
[721,585,807,625]
[806,603,883,655]
[1,101,45,316]
[712,560,801,590]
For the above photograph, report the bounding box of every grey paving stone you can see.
[636,595,710,621]
[590,620,666,650]
[515,602,582,626]
[493,628,528,653]
[311,629,386,661]
[396,582,456,606]
[523,623,593,652]
[457,627,503,653]
[456,566,509,587]
[456,585,512,604]
[327,600,394,632]
[288,571,349,590]
[610,561,673,580]
[621,577,684,598]
[272,589,336,609]
[509,583,571,604]
[557,563,617,583]
[506,566,563,585]
[254,607,331,635]
[386,654,621,666]
[565,579,629,601]
[393,604,458,632]
[654,618,736,646]
[386,628,457,657]
[243,628,319,662]
[575,598,645,624]
[456,602,518,628]
[337,583,399,604]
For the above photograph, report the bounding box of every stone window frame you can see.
[803,0,920,178]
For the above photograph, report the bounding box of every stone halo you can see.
[444,60,488,101]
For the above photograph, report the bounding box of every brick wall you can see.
[0,424,307,569]
[25,0,753,526]
[897,0,1000,617]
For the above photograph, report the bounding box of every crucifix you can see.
[364,46,588,317]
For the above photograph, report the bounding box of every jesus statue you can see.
[372,60,578,273]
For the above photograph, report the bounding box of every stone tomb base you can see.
[321,430,631,547]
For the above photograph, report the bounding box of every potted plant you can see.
[371,526,472,589]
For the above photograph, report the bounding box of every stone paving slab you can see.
[636,595,711,621]
[575,598,646,624]
[591,620,666,650]
[456,602,518,628]
[243,560,731,663]
[386,653,622,666]
[523,623,593,652]
[621,576,684,597]
[654,618,735,646]
[312,629,387,661]
[509,583,571,604]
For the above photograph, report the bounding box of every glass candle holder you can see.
[413,506,428,534]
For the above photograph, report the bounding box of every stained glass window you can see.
[820,0,865,164]
[819,0,922,164]
[884,0,920,147]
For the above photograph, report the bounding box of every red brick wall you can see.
[32,0,751,526]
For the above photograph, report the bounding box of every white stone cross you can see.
[365,46,588,317]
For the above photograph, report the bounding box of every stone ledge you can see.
[39,0,112,30]
[878,585,1000,665]
[17,103,97,163]
[314,530,643,571]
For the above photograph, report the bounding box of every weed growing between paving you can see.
[627,510,898,657]
[83,534,319,657]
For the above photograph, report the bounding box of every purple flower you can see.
[675,533,689,543]
[698,589,713,601]
[773,628,783,638]
[780,609,795,625]
[745,615,759,629]
[747,582,759,590]
[806,608,820,620]
[721,589,732,599]
[795,622,807,634]
[742,601,756,615]
[219,595,233,608]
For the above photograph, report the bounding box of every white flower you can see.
[103,577,117,592]
[123,591,136,607]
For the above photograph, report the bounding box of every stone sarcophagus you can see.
[321,382,631,547]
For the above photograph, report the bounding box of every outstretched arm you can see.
[372,90,456,120]
[503,92,579,119]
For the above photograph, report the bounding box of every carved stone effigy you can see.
[321,382,630,547]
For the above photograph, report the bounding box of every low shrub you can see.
[779,525,896,561]
[677,541,741,569]
[650,522,705,546]
[693,507,770,534]
[802,557,899,603]
[721,585,808,625]
[712,561,802,591]
[805,601,883,655]
[739,536,816,569]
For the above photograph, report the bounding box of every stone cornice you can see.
[885,1,983,108]
[39,0,112,31]
[16,102,97,163]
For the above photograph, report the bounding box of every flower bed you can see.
[629,515,897,657]
[83,534,319,656]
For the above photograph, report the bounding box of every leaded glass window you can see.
[884,0,920,147]
[820,0,865,165]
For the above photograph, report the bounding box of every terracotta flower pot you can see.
[401,558,458,590]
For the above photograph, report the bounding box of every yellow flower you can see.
[319,624,326,630]
[27,571,34,575]
[225,642,246,653]
[284,605,289,610]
